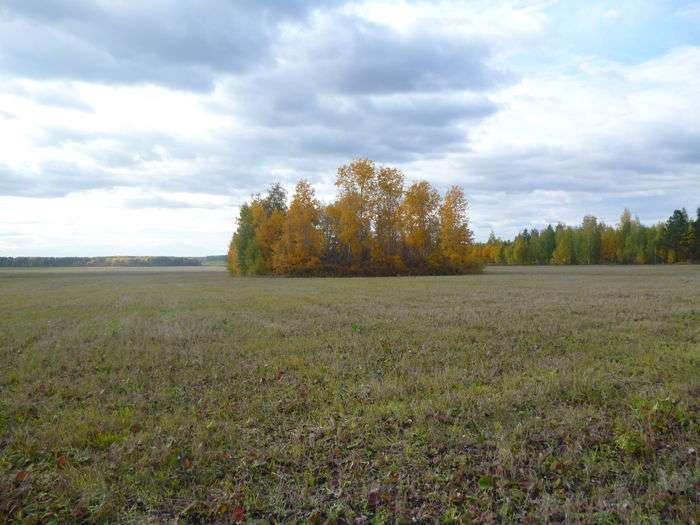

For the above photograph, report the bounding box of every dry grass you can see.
[0,265,698,523]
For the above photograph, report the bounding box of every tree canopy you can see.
[229,161,698,275]
[475,207,700,265]
[227,159,482,276]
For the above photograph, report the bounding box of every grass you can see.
[0,265,698,523]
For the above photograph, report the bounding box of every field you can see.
[0,265,698,523]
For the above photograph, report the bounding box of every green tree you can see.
[540,225,556,263]
[511,230,529,265]
[230,204,263,275]
[552,224,575,265]
[618,209,637,263]
[663,208,690,262]
[692,208,700,262]
[578,216,601,264]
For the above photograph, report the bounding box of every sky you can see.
[1,0,699,256]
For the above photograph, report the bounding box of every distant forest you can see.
[229,159,699,276]
[0,256,226,268]
[476,207,700,265]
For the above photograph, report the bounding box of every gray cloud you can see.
[1,2,505,94]
[459,134,700,196]
[4,82,93,111]
[279,15,508,95]
[233,93,498,164]
[0,2,508,199]
[0,1,342,91]
[31,89,93,112]
[0,161,119,197]
[0,0,697,247]
[0,1,509,200]
[123,195,228,210]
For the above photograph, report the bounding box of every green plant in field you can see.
[593,511,621,525]
[478,474,495,490]
[614,430,646,455]
[90,431,127,450]
[631,396,688,433]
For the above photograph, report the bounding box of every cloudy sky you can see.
[1,0,699,256]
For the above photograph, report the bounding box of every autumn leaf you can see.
[15,470,30,482]
[72,505,88,518]
[57,455,67,468]
[178,451,192,469]
[233,505,245,522]
[520,479,535,492]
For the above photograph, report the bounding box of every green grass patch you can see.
[0,265,698,522]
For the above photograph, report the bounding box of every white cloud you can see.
[0,188,235,256]
[0,0,698,253]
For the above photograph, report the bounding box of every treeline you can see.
[228,159,482,276]
[200,255,227,265]
[475,208,700,265]
[0,256,204,267]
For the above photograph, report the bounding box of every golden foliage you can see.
[227,160,482,276]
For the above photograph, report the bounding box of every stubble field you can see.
[0,265,698,523]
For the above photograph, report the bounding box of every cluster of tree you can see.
[200,255,227,265]
[228,159,482,276]
[475,208,700,265]
[0,256,204,267]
